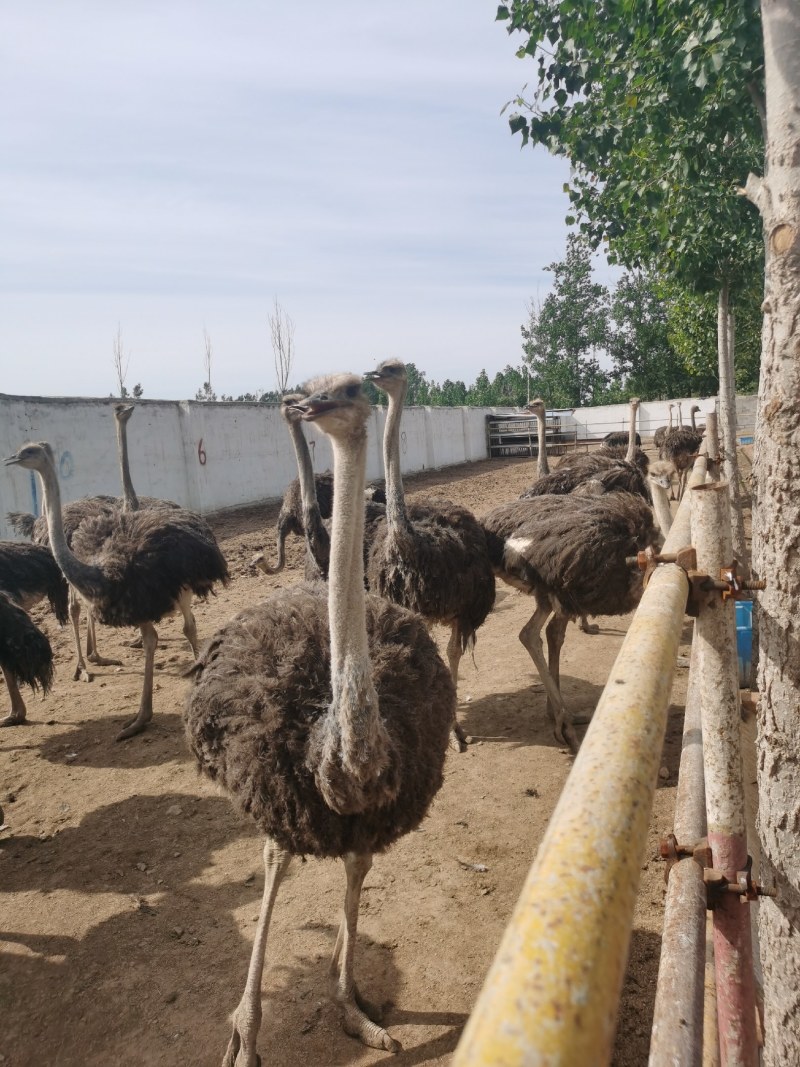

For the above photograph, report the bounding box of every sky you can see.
[0,3,616,400]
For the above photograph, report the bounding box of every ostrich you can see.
[525,397,551,477]
[363,360,495,746]
[114,402,215,654]
[0,590,54,728]
[659,423,704,500]
[652,403,674,451]
[8,495,119,680]
[689,404,704,433]
[603,396,642,451]
[5,442,229,740]
[185,374,454,1064]
[520,451,652,504]
[648,460,675,539]
[482,491,658,749]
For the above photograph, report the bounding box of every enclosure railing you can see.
[451,453,709,1067]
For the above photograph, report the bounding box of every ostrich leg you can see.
[545,613,580,750]
[329,852,399,1052]
[518,602,569,731]
[446,623,468,752]
[115,622,158,741]
[223,839,291,1067]
[0,665,27,726]
[69,590,92,682]
[86,614,123,668]
[579,614,600,635]
[177,588,199,657]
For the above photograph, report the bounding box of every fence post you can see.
[691,482,757,1067]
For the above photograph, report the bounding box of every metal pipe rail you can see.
[452,453,709,1067]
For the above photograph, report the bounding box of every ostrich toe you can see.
[579,618,600,635]
[125,634,143,649]
[115,706,153,741]
[338,992,400,1053]
[88,651,123,667]
[73,664,93,682]
[221,1025,261,1067]
[0,709,26,727]
[449,720,468,753]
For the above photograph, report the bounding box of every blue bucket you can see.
[736,601,753,688]
[740,435,754,445]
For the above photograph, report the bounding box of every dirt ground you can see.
[1,454,696,1067]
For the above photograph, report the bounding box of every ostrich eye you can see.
[345,384,360,398]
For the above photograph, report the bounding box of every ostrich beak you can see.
[4,452,21,466]
[362,370,380,381]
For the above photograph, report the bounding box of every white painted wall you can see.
[0,391,758,540]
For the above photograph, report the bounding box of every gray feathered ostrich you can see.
[0,541,69,626]
[652,403,674,452]
[8,494,119,680]
[0,589,54,728]
[5,442,229,740]
[482,491,658,749]
[363,359,495,747]
[185,374,454,1064]
[659,423,704,499]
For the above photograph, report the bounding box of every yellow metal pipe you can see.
[453,456,707,1067]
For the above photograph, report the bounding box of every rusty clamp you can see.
[627,550,766,616]
[659,834,776,905]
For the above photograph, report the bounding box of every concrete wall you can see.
[0,391,758,540]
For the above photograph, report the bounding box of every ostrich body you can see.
[363,360,495,742]
[653,404,674,451]
[5,442,229,740]
[520,451,652,504]
[482,491,658,748]
[0,590,54,727]
[603,430,642,448]
[659,426,704,499]
[0,541,69,625]
[525,397,550,477]
[186,374,454,1064]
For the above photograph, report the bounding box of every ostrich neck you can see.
[651,483,673,540]
[690,409,697,431]
[36,458,107,595]
[116,419,139,511]
[383,382,410,532]
[677,405,684,427]
[328,426,373,712]
[536,411,550,478]
[626,404,638,462]
[287,418,319,523]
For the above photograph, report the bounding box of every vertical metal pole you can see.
[649,632,707,1067]
[705,411,721,482]
[691,482,757,1067]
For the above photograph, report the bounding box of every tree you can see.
[269,298,295,396]
[195,327,217,401]
[498,0,761,560]
[521,235,610,406]
[744,3,800,1059]
[112,323,130,398]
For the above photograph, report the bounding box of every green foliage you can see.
[522,234,610,405]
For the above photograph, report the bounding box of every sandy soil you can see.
[1,455,693,1067]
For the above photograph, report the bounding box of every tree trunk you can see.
[745,2,800,1062]
[717,284,748,564]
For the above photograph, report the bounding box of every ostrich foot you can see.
[449,720,468,753]
[579,619,600,635]
[554,719,580,754]
[73,664,93,682]
[88,652,123,667]
[337,986,400,1053]
[115,707,153,741]
[0,709,26,727]
[125,634,143,649]
[221,1024,261,1067]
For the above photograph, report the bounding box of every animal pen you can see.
[451,434,768,1067]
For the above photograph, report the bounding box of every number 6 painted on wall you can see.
[198,439,207,466]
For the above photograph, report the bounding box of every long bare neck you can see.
[651,481,674,540]
[626,403,638,462]
[116,418,139,512]
[287,418,328,574]
[668,407,674,430]
[315,420,394,814]
[677,404,684,427]
[536,411,550,477]
[36,459,107,595]
[383,381,410,531]
[690,408,697,431]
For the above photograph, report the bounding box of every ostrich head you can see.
[5,442,55,471]
[113,403,135,424]
[690,405,701,415]
[648,460,675,491]
[526,397,547,419]
[291,374,371,437]
[280,392,307,425]
[630,396,640,410]
[363,359,407,398]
